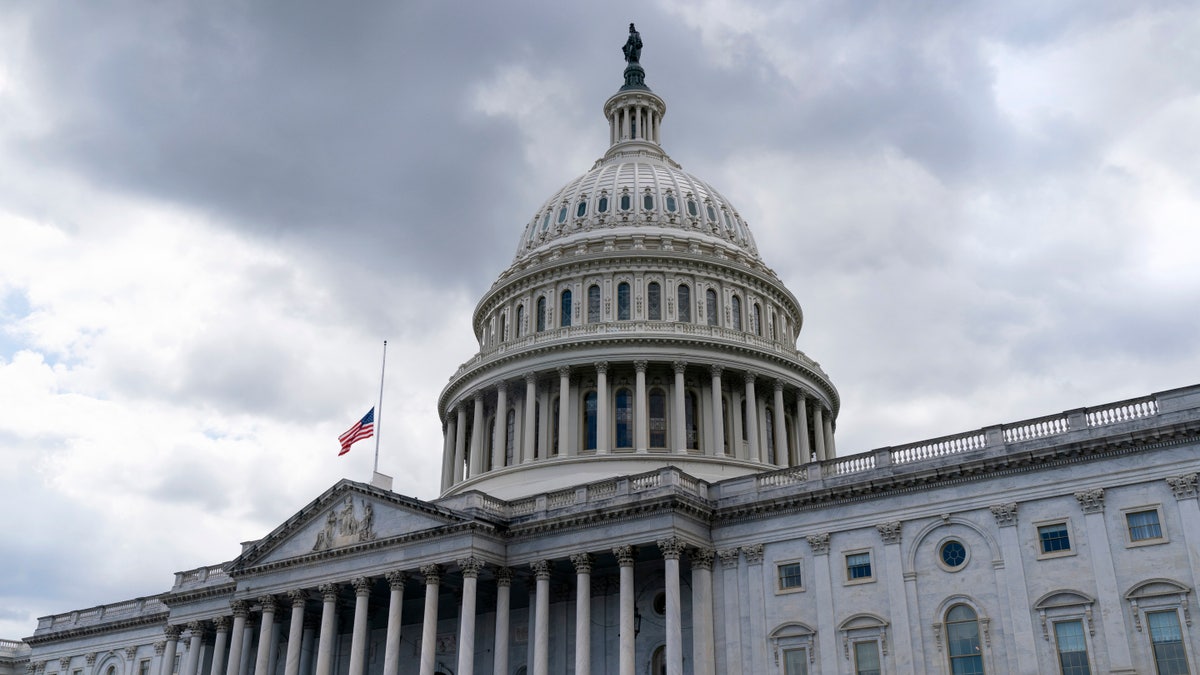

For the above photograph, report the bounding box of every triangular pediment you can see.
[229,479,472,572]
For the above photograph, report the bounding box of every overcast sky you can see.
[3,0,1199,639]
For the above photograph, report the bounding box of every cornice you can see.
[504,491,714,541]
[23,612,169,647]
[161,582,237,607]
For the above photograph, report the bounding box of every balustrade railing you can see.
[757,466,807,488]
[1086,396,1158,426]
[1003,414,1070,442]
[891,431,987,465]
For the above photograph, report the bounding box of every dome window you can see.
[665,195,677,213]
[541,212,551,231]
[647,282,662,320]
[620,194,632,211]
[557,206,568,224]
[643,194,654,211]
[687,199,698,217]
[617,282,631,320]
[706,205,717,222]
[598,196,609,213]
[576,201,588,218]
[723,210,735,232]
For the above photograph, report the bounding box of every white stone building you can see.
[12,27,1200,675]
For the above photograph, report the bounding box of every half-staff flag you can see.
[338,408,375,456]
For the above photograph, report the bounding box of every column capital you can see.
[385,570,408,589]
[258,595,278,613]
[594,360,609,374]
[153,643,165,656]
[1167,472,1199,501]
[613,544,636,566]
[495,380,508,393]
[213,615,231,632]
[744,371,756,384]
[457,557,486,578]
[230,599,249,618]
[496,567,514,587]
[420,564,442,585]
[558,365,571,378]
[658,536,686,560]
[989,502,1019,527]
[186,620,206,636]
[85,654,98,667]
[351,577,371,596]
[717,548,740,569]
[318,583,339,602]
[710,364,723,377]
[474,390,485,402]
[570,553,594,574]
[634,360,648,373]
[1074,488,1105,514]
[124,647,137,662]
[524,371,538,384]
[774,379,785,392]
[876,521,902,544]
[286,589,308,607]
[530,560,552,580]
[806,533,831,555]
[690,547,716,570]
[164,624,183,641]
[673,360,687,374]
[59,659,72,671]
[741,543,764,565]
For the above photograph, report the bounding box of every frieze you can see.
[312,497,376,552]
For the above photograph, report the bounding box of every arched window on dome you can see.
[617,282,631,321]
[587,285,601,323]
[945,605,985,675]
[731,295,743,331]
[541,212,551,232]
[706,289,719,327]
[647,282,662,320]
[498,313,507,343]
[516,304,525,338]
[537,296,547,332]
[706,204,717,223]
[561,290,572,327]
[722,395,732,455]
[576,200,588,218]
[685,390,699,450]
[677,284,691,322]
[557,205,568,224]
[643,193,654,211]
[583,391,598,451]
[649,387,668,449]
[550,397,560,457]
[765,407,776,464]
[665,194,677,213]
[770,312,777,340]
[615,388,633,449]
[483,414,495,471]
[598,195,609,213]
[505,408,516,466]
[533,399,541,458]
[687,198,698,217]
[620,193,632,211]
[753,302,762,336]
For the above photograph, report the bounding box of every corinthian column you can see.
[634,361,648,452]
[690,548,716,675]
[283,591,306,675]
[531,560,552,675]
[493,568,513,675]
[743,373,759,461]
[347,579,371,675]
[795,393,811,463]
[673,361,687,453]
[658,538,685,675]
[209,617,230,675]
[440,414,456,491]
[710,366,724,457]
[182,623,204,675]
[614,545,636,675]
[595,362,610,453]
[558,366,571,457]
[382,572,407,675]
[812,405,826,461]
[492,383,508,469]
[453,405,467,482]
[470,392,486,475]
[772,381,787,467]
[457,558,484,675]
[314,585,338,675]
[223,602,247,675]
[418,565,441,675]
[571,553,594,675]
[523,373,538,463]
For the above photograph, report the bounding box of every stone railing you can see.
[0,640,30,657]
[36,597,168,632]
[473,467,710,521]
[172,563,232,590]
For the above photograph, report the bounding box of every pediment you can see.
[230,479,471,572]
[1034,590,1095,610]
[1126,578,1192,600]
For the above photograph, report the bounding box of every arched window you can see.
[498,313,507,343]
[516,304,525,338]
[685,390,699,450]
[533,400,541,458]
[650,646,666,675]
[732,295,743,331]
[620,193,632,211]
[706,289,719,326]
[483,415,495,471]
[576,200,588,218]
[560,289,572,327]
[753,303,762,336]
[643,193,654,211]
[677,285,691,322]
[536,296,547,332]
[722,395,731,454]
[765,407,776,464]
[583,391,598,451]
[615,388,633,449]
[647,282,662,320]
[587,284,601,323]
[505,408,516,466]
[687,198,698,217]
[946,605,985,675]
[617,282,631,320]
[770,312,777,340]
[551,398,560,456]
[649,388,668,449]
[598,195,609,213]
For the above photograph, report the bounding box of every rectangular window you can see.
[138,663,150,675]
[1039,522,1072,554]
[172,655,180,675]
[782,648,808,675]
[853,641,881,675]
[1148,611,1190,675]
[778,562,803,590]
[1127,509,1164,542]
[846,552,872,581]
[1054,620,1092,675]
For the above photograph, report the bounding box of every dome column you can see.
[596,362,610,453]
[823,413,836,458]
[492,382,508,469]
[470,392,486,476]
[634,361,649,452]
[523,373,537,463]
[440,415,456,491]
[812,404,826,461]
[453,405,467,482]
[772,381,788,467]
[795,393,811,464]
[744,373,760,462]
[710,366,725,457]
[673,361,687,454]
[558,367,572,456]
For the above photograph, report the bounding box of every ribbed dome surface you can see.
[513,152,760,264]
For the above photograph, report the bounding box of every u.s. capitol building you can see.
[10,27,1200,675]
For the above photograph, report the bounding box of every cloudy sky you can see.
[3,0,1199,639]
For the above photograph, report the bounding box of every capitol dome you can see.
[436,35,839,499]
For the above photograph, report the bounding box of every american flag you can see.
[338,408,374,456]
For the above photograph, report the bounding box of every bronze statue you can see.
[622,23,642,64]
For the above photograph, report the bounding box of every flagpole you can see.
[374,340,387,475]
